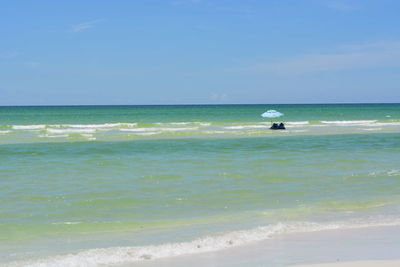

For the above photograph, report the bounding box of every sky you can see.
[1,0,400,105]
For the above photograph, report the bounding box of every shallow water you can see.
[1,104,400,266]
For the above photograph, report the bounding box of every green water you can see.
[1,104,400,266]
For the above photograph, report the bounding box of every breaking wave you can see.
[6,217,400,267]
[1,120,400,144]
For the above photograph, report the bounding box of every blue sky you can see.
[1,0,400,105]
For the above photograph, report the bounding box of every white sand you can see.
[292,259,400,267]
[123,225,400,267]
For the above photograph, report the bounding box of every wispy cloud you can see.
[71,19,104,33]
[248,41,400,75]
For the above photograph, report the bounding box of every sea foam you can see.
[12,125,46,130]
[46,129,97,134]
[320,120,377,125]
[6,218,400,267]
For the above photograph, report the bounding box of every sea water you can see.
[1,104,400,266]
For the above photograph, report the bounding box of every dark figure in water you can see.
[270,122,285,130]
[270,123,279,130]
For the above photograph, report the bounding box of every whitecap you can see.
[370,122,400,127]
[387,170,400,176]
[134,132,160,136]
[155,122,210,126]
[286,121,310,126]
[38,134,69,138]
[321,120,377,125]
[47,129,96,134]
[224,125,268,130]
[119,128,154,132]
[158,127,200,131]
[12,125,46,130]
[66,123,137,128]
[203,131,226,134]
[361,128,382,131]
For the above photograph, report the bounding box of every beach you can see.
[123,225,400,267]
[1,104,400,266]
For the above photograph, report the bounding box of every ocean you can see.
[1,104,400,266]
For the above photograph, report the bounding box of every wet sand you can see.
[122,225,400,267]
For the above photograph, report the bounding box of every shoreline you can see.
[292,259,400,267]
[121,225,400,267]
[5,222,400,266]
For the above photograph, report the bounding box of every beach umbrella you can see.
[261,110,284,123]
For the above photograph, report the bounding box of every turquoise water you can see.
[1,104,400,266]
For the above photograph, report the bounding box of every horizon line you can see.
[0,102,400,107]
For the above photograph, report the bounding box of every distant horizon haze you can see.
[1,102,400,108]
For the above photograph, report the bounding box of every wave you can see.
[6,217,400,267]
[286,121,310,126]
[224,125,269,130]
[320,120,377,124]
[154,122,211,127]
[12,125,46,130]
[46,129,97,134]
[4,120,400,130]
[38,134,69,138]
[57,123,137,129]
[371,122,400,126]
[133,132,159,136]
[120,127,199,132]
[1,120,400,144]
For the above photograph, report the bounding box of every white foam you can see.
[79,134,96,140]
[119,128,155,132]
[121,127,199,132]
[321,120,377,125]
[46,123,137,130]
[224,125,269,130]
[0,130,11,134]
[134,132,160,136]
[286,121,310,126]
[203,130,226,134]
[64,123,137,128]
[12,125,46,130]
[51,222,82,225]
[370,122,400,126]
[158,127,199,131]
[7,218,400,267]
[368,170,400,177]
[361,128,382,131]
[155,122,191,126]
[46,129,96,134]
[387,170,400,176]
[155,122,210,127]
[38,134,69,138]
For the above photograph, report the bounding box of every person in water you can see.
[270,122,285,130]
